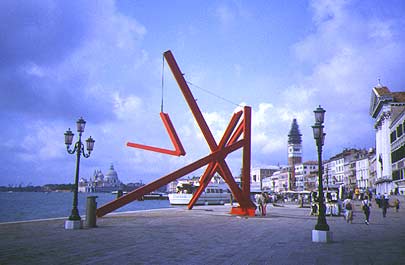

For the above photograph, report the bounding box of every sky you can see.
[1,0,405,186]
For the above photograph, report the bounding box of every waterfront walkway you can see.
[1,196,404,265]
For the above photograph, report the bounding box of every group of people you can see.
[375,193,400,217]
[342,194,400,225]
[343,196,372,224]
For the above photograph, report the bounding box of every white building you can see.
[251,166,281,192]
[355,150,375,191]
[390,108,405,194]
[269,168,289,193]
[294,161,318,191]
[78,164,123,193]
[370,82,405,194]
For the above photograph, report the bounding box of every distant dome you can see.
[105,164,119,183]
[94,169,104,181]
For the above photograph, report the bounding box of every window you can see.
[393,170,400,181]
[397,124,403,137]
[391,131,397,143]
[391,144,405,163]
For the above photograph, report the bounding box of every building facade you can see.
[370,83,405,194]
[390,108,405,194]
[294,161,318,191]
[78,164,123,193]
[251,167,280,192]
[355,149,375,191]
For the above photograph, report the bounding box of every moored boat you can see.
[142,192,169,200]
[168,181,231,205]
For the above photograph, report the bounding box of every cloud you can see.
[113,93,143,121]
[0,0,150,122]
[242,0,405,166]
[1,0,405,186]
[19,121,66,161]
[0,0,156,185]
[213,1,250,30]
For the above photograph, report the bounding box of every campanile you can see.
[288,118,302,166]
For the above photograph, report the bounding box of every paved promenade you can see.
[1,196,404,265]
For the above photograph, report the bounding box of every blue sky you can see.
[1,0,405,186]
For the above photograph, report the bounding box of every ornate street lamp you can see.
[64,117,95,225]
[312,106,330,232]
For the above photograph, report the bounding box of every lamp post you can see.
[64,117,95,224]
[312,106,330,232]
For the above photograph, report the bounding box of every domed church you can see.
[79,164,123,193]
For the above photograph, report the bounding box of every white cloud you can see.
[23,62,46,78]
[113,93,143,121]
[20,121,65,161]
[213,1,250,29]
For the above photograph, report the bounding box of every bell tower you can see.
[288,118,302,166]
[288,119,302,190]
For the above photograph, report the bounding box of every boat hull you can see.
[168,193,230,205]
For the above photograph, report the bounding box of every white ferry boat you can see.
[168,181,231,205]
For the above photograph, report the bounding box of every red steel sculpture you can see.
[96,50,256,217]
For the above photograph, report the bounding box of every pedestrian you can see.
[362,196,371,225]
[256,193,266,216]
[310,202,318,216]
[393,198,400,212]
[376,193,381,208]
[355,188,360,200]
[261,192,268,216]
[310,192,318,216]
[381,193,389,218]
[255,194,262,216]
[343,197,353,224]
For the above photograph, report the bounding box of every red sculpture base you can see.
[230,207,256,217]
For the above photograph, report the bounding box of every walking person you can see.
[255,194,262,216]
[376,193,381,208]
[362,196,371,225]
[381,193,389,218]
[343,197,353,224]
[261,192,268,216]
[256,193,266,216]
[393,198,400,212]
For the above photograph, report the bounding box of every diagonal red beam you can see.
[126,142,180,156]
[164,50,218,151]
[96,139,245,217]
[218,111,243,147]
[187,111,243,209]
[187,162,217,209]
[229,120,244,145]
[126,112,185,156]
[159,112,186,155]
[216,159,255,209]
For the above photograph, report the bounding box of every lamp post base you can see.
[312,229,332,243]
[65,220,83,230]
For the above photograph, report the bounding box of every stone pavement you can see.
[0,196,404,265]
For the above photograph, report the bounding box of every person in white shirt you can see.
[343,197,353,224]
[362,196,371,225]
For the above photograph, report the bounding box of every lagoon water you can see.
[0,192,172,223]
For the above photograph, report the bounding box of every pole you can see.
[69,133,82,221]
[315,142,329,231]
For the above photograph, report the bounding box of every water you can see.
[0,192,172,223]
